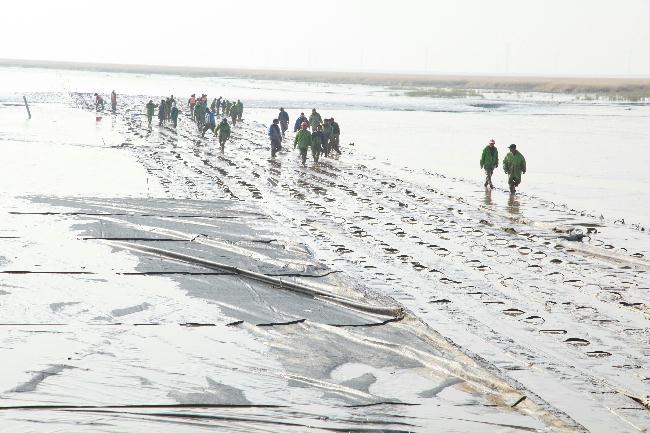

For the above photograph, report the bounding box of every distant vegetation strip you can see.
[1,58,647,101]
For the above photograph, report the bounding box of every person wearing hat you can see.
[294,121,312,165]
[480,139,499,189]
[503,144,526,194]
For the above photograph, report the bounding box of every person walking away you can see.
[110,90,117,112]
[294,121,312,165]
[195,100,205,128]
[236,99,243,121]
[210,98,217,112]
[480,139,499,189]
[330,117,341,155]
[215,118,231,150]
[158,99,167,126]
[202,107,216,137]
[322,118,333,156]
[145,99,157,128]
[171,102,179,128]
[310,124,325,163]
[216,96,222,115]
[188,94,196,118]
[278,108,289,138]
[503,144,526,194]
[309,108,322,130]
[230,102,238,126]
[269,119,283,158]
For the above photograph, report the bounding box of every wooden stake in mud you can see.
[23,96,31,119]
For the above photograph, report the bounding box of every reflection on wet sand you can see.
[507,194,520,215]
[483,188,493,206]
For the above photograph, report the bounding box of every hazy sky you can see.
[1,0,647,76]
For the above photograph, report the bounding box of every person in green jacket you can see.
[236,99,243,121]
[145,100,157,128]
[214,118,231,150]
[503,143,526,194]
[230,102,238,126]
[294,121,312,165]
[480,139,499,189]
[309,108,322,130]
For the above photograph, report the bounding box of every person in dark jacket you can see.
[145,100,157,128]
[322,118,332,156]
[310,124,325,163]
[479,139,499,189]
[278,108,289,138]
[201,107,216,137]
[215,96,222,115]
[171,102,179,128]
[294,112,308,132]
[330,118,341,155]
[269,119,283,158]
[158,99,166,126]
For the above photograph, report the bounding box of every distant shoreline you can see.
[1,58,647,101]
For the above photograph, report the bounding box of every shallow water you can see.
[2,66,646,224]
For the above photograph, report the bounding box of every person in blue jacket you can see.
[294,112,308,132]
[278,108,289,138]
[201,107,216,137]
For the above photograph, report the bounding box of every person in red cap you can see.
[480,139,499,189]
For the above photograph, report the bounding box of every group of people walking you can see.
[190,94,243,126]
[269,108,342,163]
[480,140,527,193]
[95,91,528,194]
[145,96,180,128]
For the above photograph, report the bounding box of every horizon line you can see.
[1,58,648,83]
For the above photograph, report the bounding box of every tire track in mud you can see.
[99,97,648,429]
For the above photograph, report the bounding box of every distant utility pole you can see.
[23,96,31,119]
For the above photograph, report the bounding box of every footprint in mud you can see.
[540,329,567,335]
[523,315,545,325]
[503,308,525,316]
[481,249,498,257]
[564,337,590,346]
[429,298,452,304]
[619,301,646,311]
[546,271,564,282]
[564,279,583,287]
[411,261,427,271]
[586,351,612,358]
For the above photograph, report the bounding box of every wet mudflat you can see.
[0,93,647,433]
